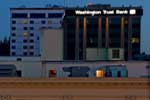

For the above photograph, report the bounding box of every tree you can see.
[0,36,10,56]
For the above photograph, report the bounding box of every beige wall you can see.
[41,29,63,61]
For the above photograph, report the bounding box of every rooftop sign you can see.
[75,9,135,16]
[65,8,143,16]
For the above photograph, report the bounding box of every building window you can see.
[12,20,16,24]
[23,39,27,43]
[125,20,128,24]
[12,33,16,36]
[30,13,46,18]
[17,58,22,61]
[29,52,34,56]
[117,71,121,77]
[22,19,28,24]
[30,27,34,30]
[37,36,39,40]
[12,13,27,18]
[16,70,22,77]
[48,13,63,18]
[105,69,112,77]
[30,20,34,24]
[30,33,34,37]
[23,32,29,37]
[23,52,27,56]
[41,26,46,29]
[12,40,16,43]
[30,40,34,43]
[12,52,16,56]
[11,46,16,49]
[30,46,34,49]
[96,70,104,78]
[12,27,16,30]
[49,70,57,77]
[24,27,28,30]
[131,38,139,43]
[48,20,52,24]
[23,46,27,49]
[112,49,120,58]
[41,20,46,24]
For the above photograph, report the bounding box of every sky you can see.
[0,0,149,54]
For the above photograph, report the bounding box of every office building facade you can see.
[64,4,143,61]
[10,8,65,56]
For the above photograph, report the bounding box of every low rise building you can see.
[0,57,149,78]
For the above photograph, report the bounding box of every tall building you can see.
[10,8,65,56]
[64,4,143,61]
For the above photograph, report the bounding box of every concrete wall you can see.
[45,61,149,78]
[108,48,124,60]
[41,29,63,61]
[86,48,108,60]
[0,59,42,78]
[0,57,149,78]
[86,48,124,61]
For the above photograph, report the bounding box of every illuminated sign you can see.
[65,8,143,16]
[75,10,102,16]
[129,9,136,15]
[75,9,136,16]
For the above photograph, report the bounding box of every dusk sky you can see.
[0,0,149,53]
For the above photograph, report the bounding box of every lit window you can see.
[23,32,29,37]
[112,49,120,58]
[131,38,139,43]
[96,70,104,78]
[22,19,28,24]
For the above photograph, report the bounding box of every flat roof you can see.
[10,8,65,10]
